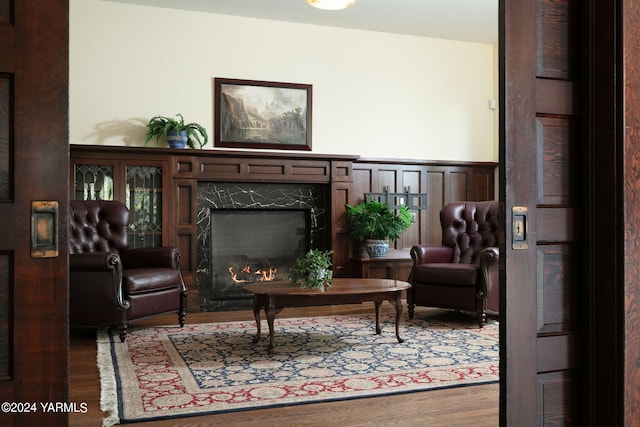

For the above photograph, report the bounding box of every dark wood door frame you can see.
[501,0,640,424]
[584,0,621,424]
[581,0,640,423]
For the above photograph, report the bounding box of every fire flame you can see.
[228,265,277,283]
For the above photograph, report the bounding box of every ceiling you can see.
[106,0,498,44]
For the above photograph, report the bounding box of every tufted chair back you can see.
[440,200,500,265]
[69,200,130,255]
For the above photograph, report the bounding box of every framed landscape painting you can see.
[214,78,312,151]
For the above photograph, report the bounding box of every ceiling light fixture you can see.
[306,0,358,11]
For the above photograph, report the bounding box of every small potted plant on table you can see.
[289,249,333,290]
[144,113,208,149]
[345,200,412,258]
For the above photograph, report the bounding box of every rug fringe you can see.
[96,329,120,427]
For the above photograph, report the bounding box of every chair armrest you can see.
[69,252,130,310]
[479,247,499,266]
[410,245,454,265]
[120,247,180,269]
[70,252,120,272]
[477,247,499,300]
[120,247,187,295]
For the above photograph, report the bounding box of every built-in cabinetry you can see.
[70,151,170,249]
[70,145,497,312]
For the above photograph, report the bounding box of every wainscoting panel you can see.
[351,166,373,204]
[450,171,468,200]
[331,182,353,277]
[426,170,446,245]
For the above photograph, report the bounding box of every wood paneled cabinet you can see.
[350,249,413,281]
[70,149,171,249]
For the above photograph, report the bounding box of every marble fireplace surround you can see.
[196,182,328,311]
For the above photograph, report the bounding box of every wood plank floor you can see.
[69,303,499,427]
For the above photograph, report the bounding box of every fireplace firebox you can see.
[197,182,327,311]
[210,209,310,305]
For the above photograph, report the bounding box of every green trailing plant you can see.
[289,249,333,289]
[144,113,208,149]
[344,200,413,241]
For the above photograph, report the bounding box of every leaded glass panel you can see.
[126,165,162,248]
[74,164,114,200]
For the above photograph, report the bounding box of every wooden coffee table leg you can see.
[374,301,382,334]
[389,292,405,343]
[264,304,283,353]
[251,296,262,344]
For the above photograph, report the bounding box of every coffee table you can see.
[243,278,411,353]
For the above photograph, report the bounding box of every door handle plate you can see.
[512,206,528,250]
[31,201,58,258]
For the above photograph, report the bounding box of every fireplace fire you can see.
[228,265,278,283]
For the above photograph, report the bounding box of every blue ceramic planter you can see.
[365,239,389,258]
[167,130,188,149]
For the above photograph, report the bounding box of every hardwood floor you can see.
[69,303,499,427]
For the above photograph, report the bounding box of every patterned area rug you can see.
[97,309,499,426]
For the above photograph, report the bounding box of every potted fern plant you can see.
[289,249,333,290]
[345,200,413,258]
[144,113,208,149]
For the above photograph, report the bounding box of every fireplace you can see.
[197,182,327,311]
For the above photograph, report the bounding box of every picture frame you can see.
[214,78,312,151]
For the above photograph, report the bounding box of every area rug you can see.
[97,309,499,426]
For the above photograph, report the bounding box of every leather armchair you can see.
[69,200,187,341]
[408,200,500,327]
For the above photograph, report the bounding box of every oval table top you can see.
[243,277,411,296]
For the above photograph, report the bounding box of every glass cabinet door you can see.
[74,164,114,201]
[72,160,164,249]
[126,165,163,249]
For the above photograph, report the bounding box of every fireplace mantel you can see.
[70,144,497,312]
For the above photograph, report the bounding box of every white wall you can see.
[70,0,498,162]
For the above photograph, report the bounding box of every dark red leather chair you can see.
[69,200,187,341]
[408,200,500,327]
